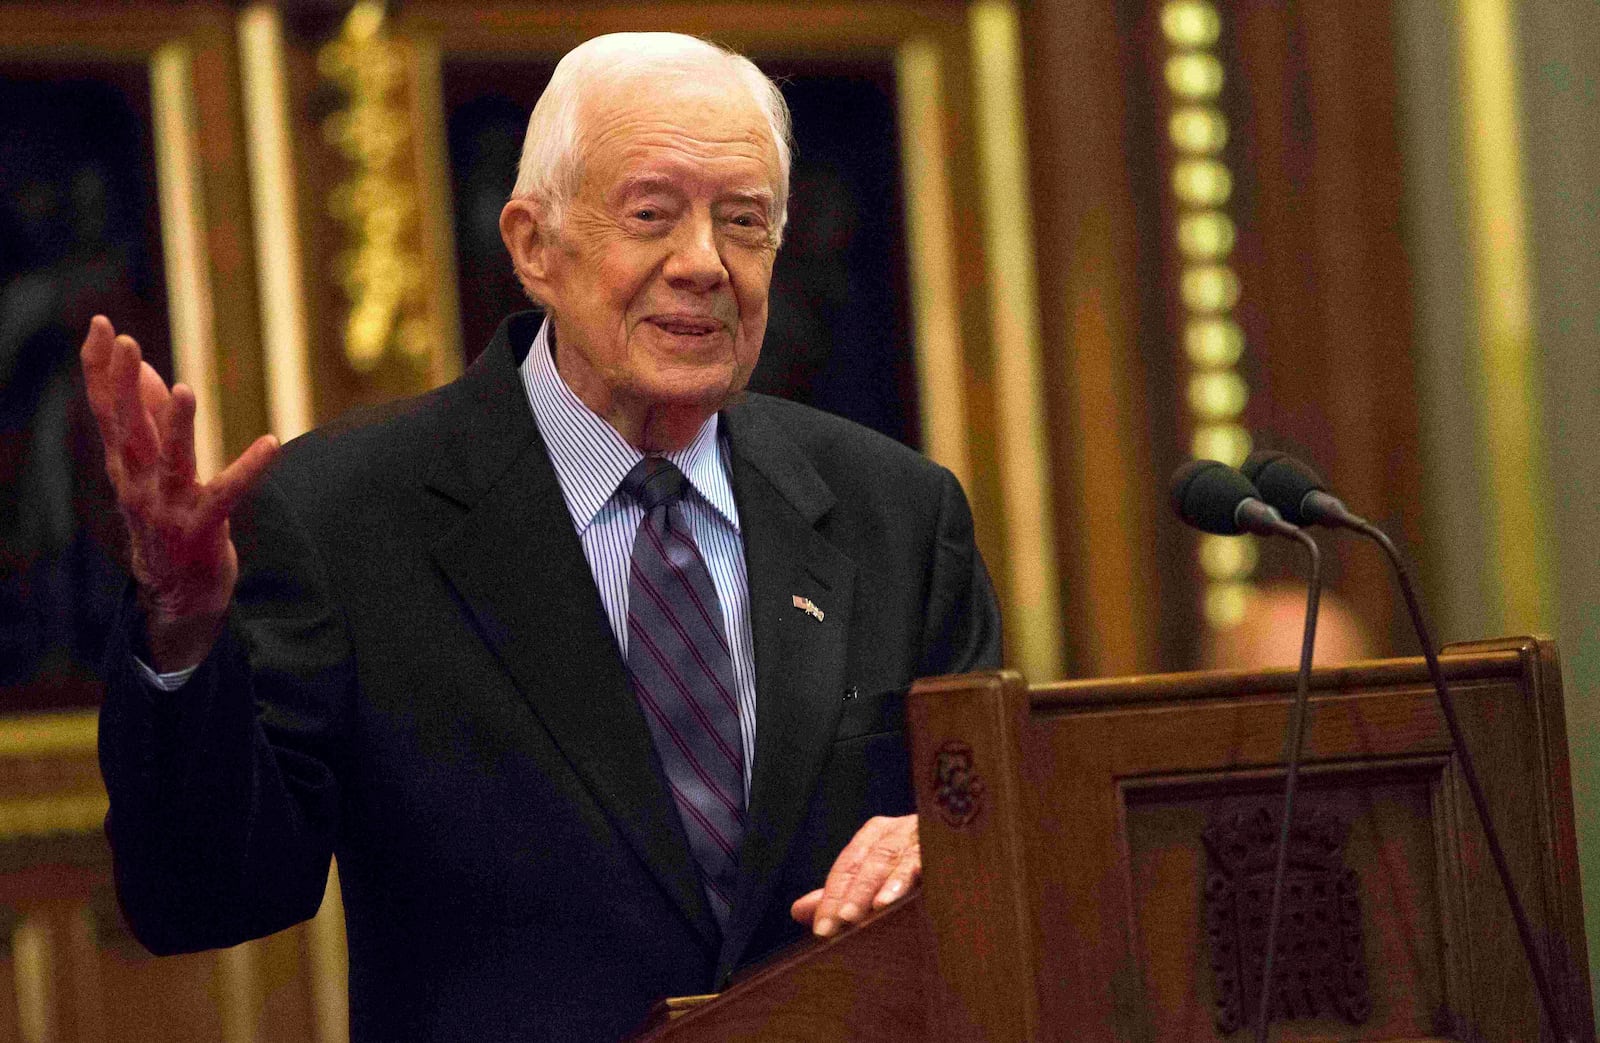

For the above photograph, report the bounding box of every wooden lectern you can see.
[633,637,1594,1041]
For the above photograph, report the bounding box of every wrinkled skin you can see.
[79,314,278,670]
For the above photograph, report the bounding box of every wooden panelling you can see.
[1124,766,1449,1038]
[1020,0,1163,679]
[1223,1,1422,654]
[898,639,1593,1040]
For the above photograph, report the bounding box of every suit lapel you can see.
[717,400,856,975]
[424,315,719,949]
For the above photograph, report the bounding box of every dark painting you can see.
[0,69,168,709]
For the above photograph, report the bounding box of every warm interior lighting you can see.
[1161,0,1221,48]
[1184,317,1245,366]
[1191,423,1252,468]
[1169,105,1228,154]
[1188,371,1249,420]
[1204,581,1250,627]
[1172,159,1233,206]
[1180,265,1241,312]
[1200,532,1258,579]
[1177,211,1236,260]
[1163,0,1254,630]
[1164,53,1224,100]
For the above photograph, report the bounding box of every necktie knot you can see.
[621,457,687,513]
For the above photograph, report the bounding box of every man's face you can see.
[515,73,780,444]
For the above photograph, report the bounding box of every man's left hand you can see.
[789,814,919,937]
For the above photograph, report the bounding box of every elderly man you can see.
[85,32,999,1042]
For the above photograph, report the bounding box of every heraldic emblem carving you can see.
[1201,806,1369,1033]
[932,741,985,828]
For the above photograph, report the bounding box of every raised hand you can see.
[80,315,280,671]
[790,813,921,937]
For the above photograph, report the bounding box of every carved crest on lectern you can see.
[1201,806,1369,1033]
[932,741,985,828]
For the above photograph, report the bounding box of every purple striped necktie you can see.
[621,457,745,929]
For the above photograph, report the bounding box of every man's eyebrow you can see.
[719,188,775,208]
[610,175,773,204]
[612,174,682,199]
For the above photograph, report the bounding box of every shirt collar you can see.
[519,316,741,535]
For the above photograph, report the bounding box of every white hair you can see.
[510,33,793,241]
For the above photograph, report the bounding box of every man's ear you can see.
[500,197,556,302]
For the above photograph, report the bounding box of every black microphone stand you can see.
[1355,520,1576,1043]
[1252,531,1322,1043]
[1240,449,1578,1040]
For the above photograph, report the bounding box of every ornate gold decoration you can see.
[317,1,430,372]
[1161,0,1255,629]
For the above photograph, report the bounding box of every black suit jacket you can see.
[99,312,1001,1042]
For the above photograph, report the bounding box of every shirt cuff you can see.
[134,657,198,692]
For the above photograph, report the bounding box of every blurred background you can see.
[0,0,1595,1038]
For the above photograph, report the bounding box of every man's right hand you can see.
[81,315,280,672]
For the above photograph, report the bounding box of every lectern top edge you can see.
[1020,639,1541,712]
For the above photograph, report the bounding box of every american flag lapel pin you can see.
[791,594,825,622]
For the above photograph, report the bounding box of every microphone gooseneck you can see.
[1241,450,1576,1043]
[1358,520,1574,1043]
[1250,527,1320,1043]
[1168,461,1322,1042]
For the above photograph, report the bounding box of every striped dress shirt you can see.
[522,318,758,796]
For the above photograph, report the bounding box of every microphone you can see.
[1241,449,1366,528]
[1168,458,1300,538]
[1241,450,1576,1043]
[1171,460,1322,1043]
